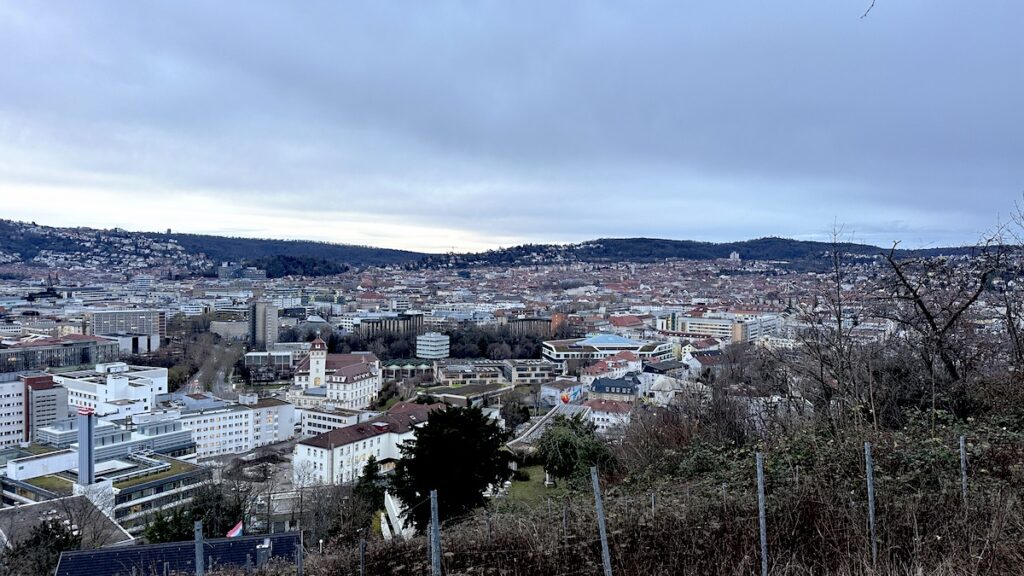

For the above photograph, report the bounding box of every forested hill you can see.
[420,237,976,268]
[0,219,979,276]
[141,232,424,267]
[0,220,425,276]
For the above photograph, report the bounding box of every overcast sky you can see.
[0,1,1021,253]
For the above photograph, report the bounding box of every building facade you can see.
[293,402,441,485]
[249,301,279,351]
[415,332,450,360]
[293,338,381,410]
[53,363,168,418]
[0,335,120,374]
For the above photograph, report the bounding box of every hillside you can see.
[0,219,981,276]
[139,231,424,267]
[419,237,976,269]
[0,220,425,276]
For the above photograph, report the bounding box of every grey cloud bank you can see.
[0,1,1020,252]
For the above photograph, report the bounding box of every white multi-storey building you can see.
[53,362,167,418]
[0,381,26,447]
[657,312,779,343]
[84,308,162,338]
[541,334,674,367]
[148,392,296,458]
[299,406,379,438]
[293,402,442,485]
[415,332,450,360]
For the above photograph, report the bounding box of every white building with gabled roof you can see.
[292,337,381,410]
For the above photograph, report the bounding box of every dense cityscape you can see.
[2,2,1022,575]
[0,215,1021,575]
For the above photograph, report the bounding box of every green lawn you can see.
[25,475,73,494]
[506,465,563,506]
[114,457,196,489]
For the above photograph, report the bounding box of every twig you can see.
[861,0,876,19]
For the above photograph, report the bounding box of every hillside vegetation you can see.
[0,219,986,277]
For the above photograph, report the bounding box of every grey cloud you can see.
[0,1,1020,249]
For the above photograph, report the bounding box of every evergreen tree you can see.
[354,455,386,510]
[391,407,512,531]
[143,506,193,543]
[537,414,613,481]
[1,519,82,576]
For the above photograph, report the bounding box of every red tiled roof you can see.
[609,315,642,328]
[605,351,638,362]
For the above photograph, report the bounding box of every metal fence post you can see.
[756,452,768,576]
[959,435,968,505]
[591,466,613,576]
[865,442,878,569]
[562,501,568,543]
[430,490,442,576]
[194,520,205,576]
[359,538,366,576]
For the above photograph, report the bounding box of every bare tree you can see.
[877,231,1008,426]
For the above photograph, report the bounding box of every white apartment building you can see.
[299,406,379,438]
[247,394,295,448]
[293,402,441,485]
[53,362,167,418]
[156,407,253,458]
[583,399,632,437]
[415,332,450,360]
[657,312,779,343]
[147,392,295,458]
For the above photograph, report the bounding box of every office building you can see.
[541,334,674,373]
[53,362,168,418]
[416,332,450,360]
[657,312,779,343]
[354,312,424,338]
[83,308,163,355]
[22,374,69,442]
[0,335,120,374]
[249,301,279,351]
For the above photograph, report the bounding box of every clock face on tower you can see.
[315,377,321,386]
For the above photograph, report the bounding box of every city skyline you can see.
[1,2,1021,252]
